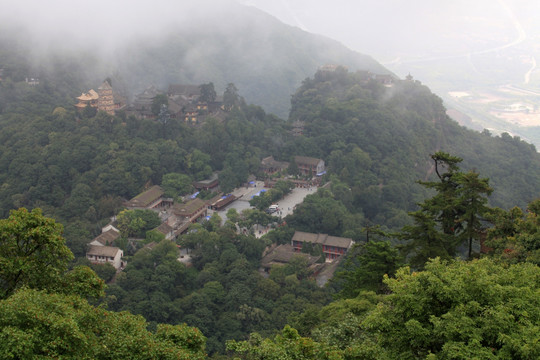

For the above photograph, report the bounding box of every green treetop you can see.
[400,152,492,268]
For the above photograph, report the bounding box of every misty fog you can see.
[4,0,540,145]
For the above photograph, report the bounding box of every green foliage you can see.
[0,288,206,359]
[234,259,540,360]
[0,208,73,298]
[199,82,217,103]
[116,209,161,238]
[146,229,166,244]
[333,240,401,297]
[227,325,342,360]
[400,152,493,268]
[110,222,330,355]
[90,262,117,283]
[240,209,275,229]
[226,208,240,224]
[0,208,106,301]
[223,83,241,111]
[162,172,193,198]
[362,258,540,359]
[486,199,540,264]
[249,191,273,211]
[286,189,348,235]
[187,149,213,181]
[151,93,169,116]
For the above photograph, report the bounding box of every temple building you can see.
[97,80,115,115]
[75,80,124,115]
[74,89,99,111]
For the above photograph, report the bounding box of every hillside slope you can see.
[0,2,388,119]
[285,67,540,227]
[112,3,388,118]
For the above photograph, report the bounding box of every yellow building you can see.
[75,80,119,115]
[97,80,115,115]
[74,89,99,111]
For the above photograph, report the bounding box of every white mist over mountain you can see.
[241,0,540,147]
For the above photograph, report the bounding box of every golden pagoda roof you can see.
[76,89,99,101]
[98,81,112,90]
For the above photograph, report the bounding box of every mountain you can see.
[111,3,389,118]
[284,67,540,223]
[0,1,388,119]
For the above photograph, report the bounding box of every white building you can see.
[86,245,124,270]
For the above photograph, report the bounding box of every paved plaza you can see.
[213,181,316,232]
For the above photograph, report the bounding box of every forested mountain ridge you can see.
[1,11,540,355]
[284,68,540,229]
[0,1,388,119]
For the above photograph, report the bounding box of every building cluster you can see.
[85,171,233,270]
[74,80,227,125]
[85,152,336,282]
[126,84,226,125]
[74,80,126,115]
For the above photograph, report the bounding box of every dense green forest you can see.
[1,30,540,357]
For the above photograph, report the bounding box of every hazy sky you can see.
[3,0,535,61]
[239,0,537,64]
[4,0,540,76]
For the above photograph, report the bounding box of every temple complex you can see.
[75,80,123,115]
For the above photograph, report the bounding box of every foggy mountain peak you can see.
[1,0,243,53]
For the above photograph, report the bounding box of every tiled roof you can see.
[125,185,164,208]
[261,244,319,268]
[87,245,122,257]
[294,156,323,166]
[98,80,112,90]
[155,222,173,235]
[92,228,120,246]
[77,89,99,101]
[292,231,353,249]
[173,198,206,216]
[261,156,289,170]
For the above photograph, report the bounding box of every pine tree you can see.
[400,152,492,268]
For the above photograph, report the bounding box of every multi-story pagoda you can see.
[97,80,114,115]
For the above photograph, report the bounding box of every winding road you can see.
[382,0,528,66]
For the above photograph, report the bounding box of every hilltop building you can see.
[25,77,39,86]
[129,85,163,119]
[193,173,219,191]
[97,80,115,115]
[167,84,201,100]
[291,231,353,261]
[74,89,99,111]
[291,120,305,137]
[74,80,125,115]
